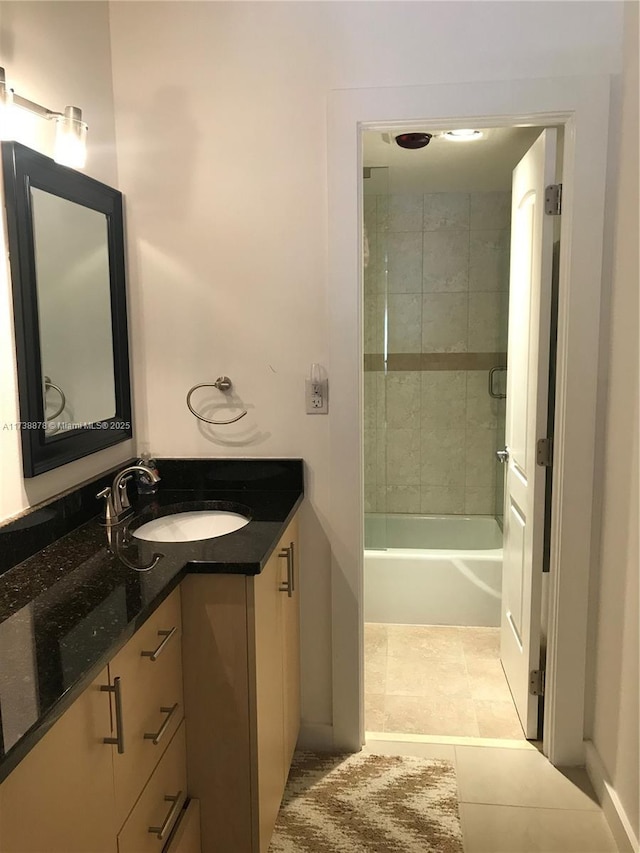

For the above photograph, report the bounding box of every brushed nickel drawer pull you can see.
[148,791,183,840]
[144,703,179,745]
[278,546,293,598]
[141,626,177,661]
[101,676,125,754]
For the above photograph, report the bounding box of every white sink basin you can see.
[132,510,250,543]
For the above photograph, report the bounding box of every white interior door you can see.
[501,128,556,739]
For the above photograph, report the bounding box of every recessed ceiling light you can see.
[443,129,484,141]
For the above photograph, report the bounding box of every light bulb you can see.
[54,106,87,168]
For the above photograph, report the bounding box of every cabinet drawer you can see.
[165,799,201,853]
[110,588,184,827]
[117,721,188,853]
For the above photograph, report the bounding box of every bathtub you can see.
[364,514,503,627]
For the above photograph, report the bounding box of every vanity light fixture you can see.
[0,66,88,168]
[443,129,484,141]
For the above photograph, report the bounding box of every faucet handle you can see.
[96,486,115,526]
[118,475,133,510]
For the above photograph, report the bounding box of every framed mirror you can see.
[2,141,132,477]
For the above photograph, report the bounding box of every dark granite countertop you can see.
[0,458,304,783]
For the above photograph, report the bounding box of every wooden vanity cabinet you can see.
[182,514,300,853]
[0,667,117,853]
[0,587,201,853]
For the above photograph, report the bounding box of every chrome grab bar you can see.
[488,366,507,399]
[186,376,248,425]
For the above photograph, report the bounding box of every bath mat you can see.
[268,751,464,853]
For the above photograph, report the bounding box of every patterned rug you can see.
[269,751,464,853]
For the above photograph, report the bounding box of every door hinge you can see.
[529,669,545,696]
[536,437,553,467]
[545,183,562,215]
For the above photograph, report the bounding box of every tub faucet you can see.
[96,464,161,526]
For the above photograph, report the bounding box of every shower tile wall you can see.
[364,191,509,516]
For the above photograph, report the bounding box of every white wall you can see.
[0,1,134,521]
[590,0,639,842]
[108,1,624,739]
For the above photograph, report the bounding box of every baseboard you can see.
[297,723,335,751]
[585,740,639,853]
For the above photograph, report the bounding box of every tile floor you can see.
[363,737,618,852]
[365,623,525,739]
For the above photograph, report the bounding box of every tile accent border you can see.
[364,352,507,372]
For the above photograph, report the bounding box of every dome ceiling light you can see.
[443,129,484,141]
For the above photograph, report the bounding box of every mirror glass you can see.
[2,141,132,477]
[31,188,117,431]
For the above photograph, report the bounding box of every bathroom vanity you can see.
[0,459,303,853]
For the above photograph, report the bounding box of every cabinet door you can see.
[0,668,116,853]
[280,517,300,769]
[110,588,183,829]
[251,545,286,853]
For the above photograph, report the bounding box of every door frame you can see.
[327,75,611,766]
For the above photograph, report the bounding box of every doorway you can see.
[361,124,550,741]
[327,76,611,764]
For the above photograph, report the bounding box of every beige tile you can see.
[422,292,468,352]
[386,428,421,486]
[384,485,421,513]
[364,484,376,512]
[363,428,378,488]
[421,370,467,431]
[464,486,496,515]
[474,701,524,740]
[363,371,378,430]
[455,746,602,810]
[387,625,465,660]
[364,622,388,654]
[387,654,471,698]
[468,292,505,352]
[385,694,479,737]
[388,293,422,352]
[420,485,465,514]
[460,627,501,660]
[460,803,617,853]
[387,193,423,231]
[470,191,511,230]
[364,694,386,731]
[363,193,377,232]
[423,192,469,231]
[363,293,385,354]
[385,372,421,428]
[464,426,497,488]
[423,230,470,293]
[421,428,467,487]
[387,231,423,293]
[466,371,500,429]
[468,229,510,292]
[465,658,513,702]
[364,652,387,695]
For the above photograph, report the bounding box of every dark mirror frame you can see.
[2,141,133,478]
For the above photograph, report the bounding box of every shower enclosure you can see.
[363,153,510,627]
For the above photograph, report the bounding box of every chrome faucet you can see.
[97,464,161,526]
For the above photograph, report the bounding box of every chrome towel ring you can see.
[44,375,66,420]
[186,376,248,425]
